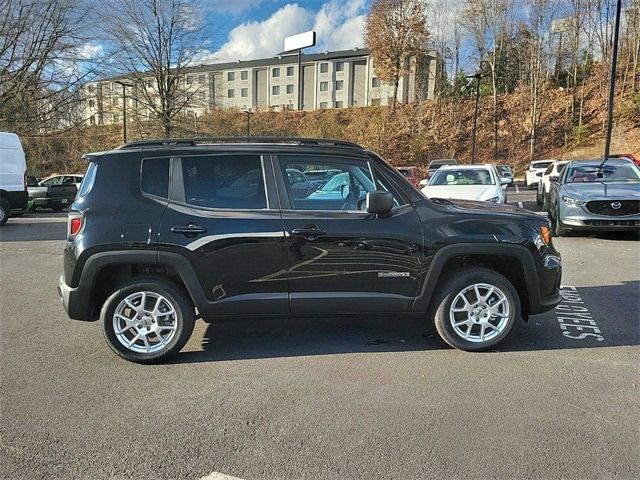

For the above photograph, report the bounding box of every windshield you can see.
[430,168,495,186]
[565,163,640,183]
[532,162,552,169]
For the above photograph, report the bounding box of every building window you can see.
[198,75,205,85]
[319,81,328,92]
[88,85,96,92]
[186,76,193,85]
[241,71,248,80]
[147,79,153,88]
[286,84,294,94]
[287,66,294,76]
[228,89,235,98]
[319,102,328,109]
[113,114,119,122]
[272,85,280,95]
[335,101,343,108]
[336,80,344,91]
[89,115,96,125]
[228,72,235,81]
[112,97,118,105]
[241,88,248,97]
[88,99,95,108]
[335,62,344,72]
[371,98,381,106]
[272,68,280,78]
[372,77,380,87]
[320,63,328,73]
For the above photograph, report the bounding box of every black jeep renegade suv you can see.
[59,137,561,363]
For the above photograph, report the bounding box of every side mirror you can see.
[366,191,393,215]
[549,176,559,182]
[419,179,429,187]
[500,177,511,185]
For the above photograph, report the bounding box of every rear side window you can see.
[180,155,266,210]
[141,158,170,198]
[77,162,97,198]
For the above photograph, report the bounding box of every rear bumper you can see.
[58,274,94,321]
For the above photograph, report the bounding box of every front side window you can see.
[180,155,266,210]
[279,156,377,211]
[141,158,170,198]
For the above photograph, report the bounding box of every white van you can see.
[0,132,28,225]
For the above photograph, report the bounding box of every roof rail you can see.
[115,136,364,150]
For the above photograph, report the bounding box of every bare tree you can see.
[0,0,101,134]
[463,0,514,160]
[101,0,204,136]
[364,0,429,109]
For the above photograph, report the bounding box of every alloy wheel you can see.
[449,283,510,343]
[112,291,178,354]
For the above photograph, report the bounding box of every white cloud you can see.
[77,43,104,60]
[194,0,367,64]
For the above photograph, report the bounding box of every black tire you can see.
[432,267,520,351]
[553,211,569,237]
[101,276,196,364]
[0,198,10,226]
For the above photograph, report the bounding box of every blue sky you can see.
[194,0,372,63]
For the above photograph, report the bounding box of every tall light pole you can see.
[603,0,623,164]
[466,72,483,164]
[114,80,133,143]
[244,110,253,136]
[284,31,316,111]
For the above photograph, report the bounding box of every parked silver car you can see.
[547,158,640,236]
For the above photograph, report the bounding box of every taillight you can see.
[67,212,84,240]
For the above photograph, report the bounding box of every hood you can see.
[423,184,500,201]
[562,182,640,200]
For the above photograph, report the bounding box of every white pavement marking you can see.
[554,286,604,341]
[200,472,245,480]
[515,184,520,193]
[518,201,524,208]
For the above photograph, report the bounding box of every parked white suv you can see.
[525,160,554,189]
[536,160,568,208]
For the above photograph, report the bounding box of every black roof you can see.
[114,136,365,151]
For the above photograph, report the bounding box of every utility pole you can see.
[603,0,623,163]
[114,80,133,143]
[466,72,482,164]
[244,110,253,136]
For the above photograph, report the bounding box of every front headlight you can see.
[487,196,501,203]
[561,195,585,206]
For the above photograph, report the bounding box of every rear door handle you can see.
[171,223,207,237]
[291,227,327,241]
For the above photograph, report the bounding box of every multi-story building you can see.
[81,48,440,125]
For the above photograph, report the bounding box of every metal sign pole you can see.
[603,0,623,162]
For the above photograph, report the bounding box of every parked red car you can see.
[397,166,422,188]
[610,153,640,167]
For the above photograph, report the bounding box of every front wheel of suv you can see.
[101,277,195,364]
[432,268,520,351]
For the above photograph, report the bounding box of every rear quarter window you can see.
[77,162,97,198]
[141,158,170,198]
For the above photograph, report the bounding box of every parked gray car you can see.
[547,158,640,236]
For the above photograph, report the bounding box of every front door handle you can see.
[171,223,207,237]
[291,226,327,241]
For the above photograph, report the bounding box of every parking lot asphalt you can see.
[1,188,639,480]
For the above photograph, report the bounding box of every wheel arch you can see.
[412,243,540,320]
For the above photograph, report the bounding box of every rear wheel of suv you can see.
[0,198,9,226]
[101,277,195,363]
[432,268,519,351]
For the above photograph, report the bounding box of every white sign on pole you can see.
[284,31,316,52]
